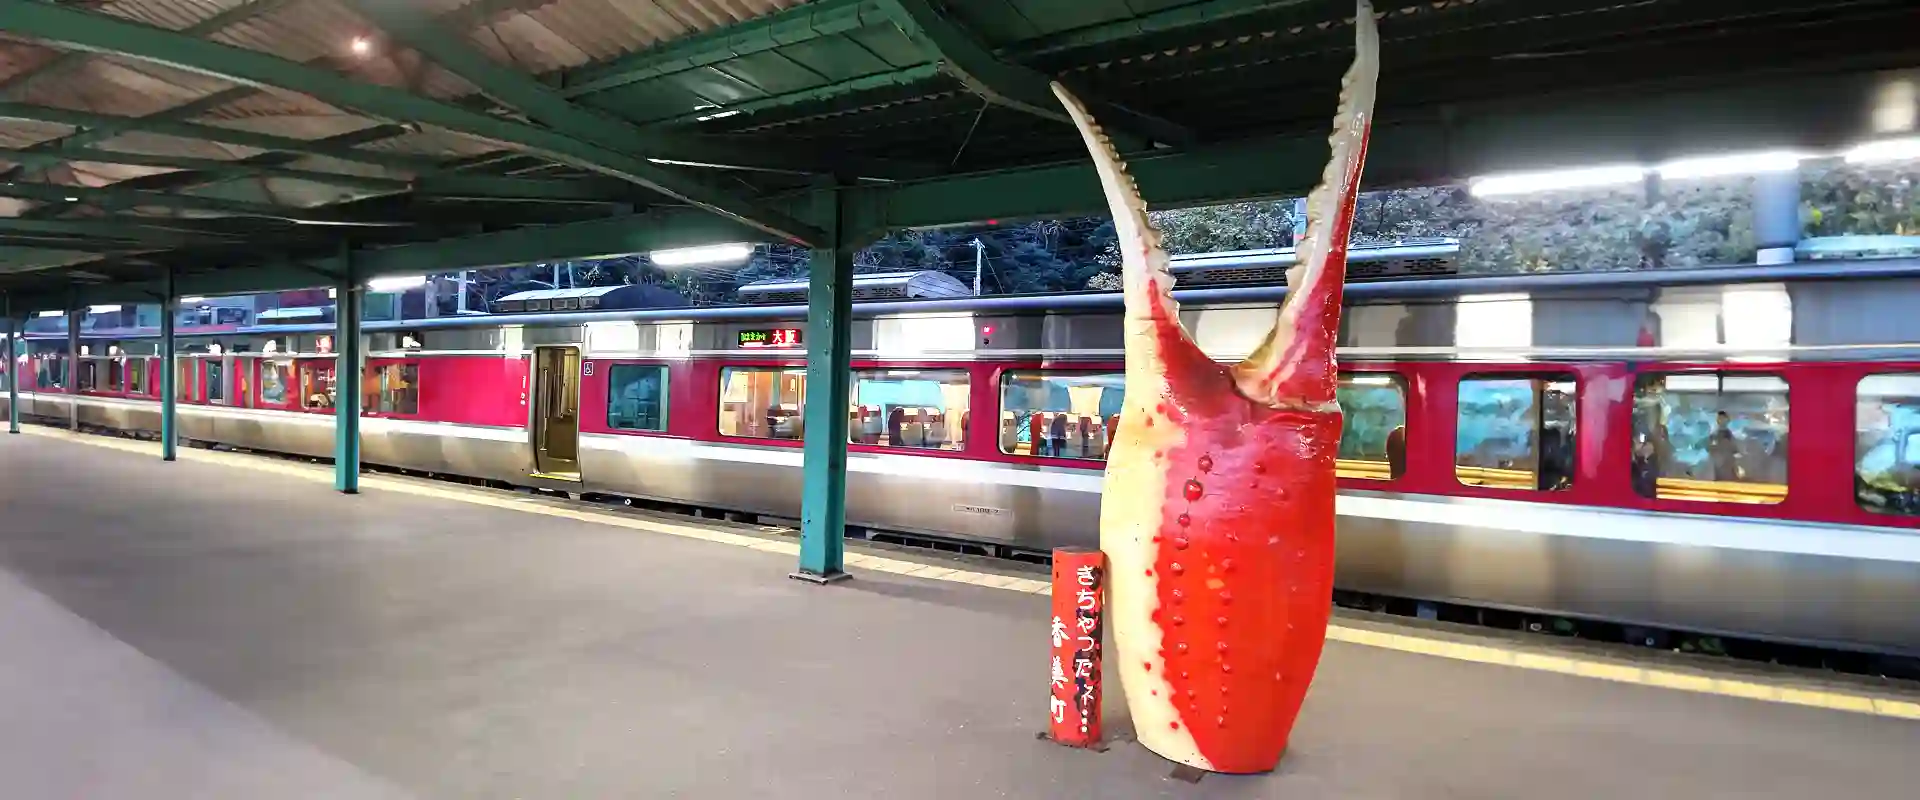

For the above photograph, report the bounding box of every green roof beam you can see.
[342,0,857,178]
[0,1,824,245]
[0,145,411,192]
[0,180,343,219]
[0,218,244,248]
[0,0,303,99]
[411,175,643,203]
[557,0,887,98]
[1007,0,1320,58]
[644,63,944,130]
[0,102,444,173]
[877,0,1194,151]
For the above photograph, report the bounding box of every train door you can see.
[530,345,582,480]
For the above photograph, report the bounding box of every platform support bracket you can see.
[4,292,16,435]
[792,182,857,583]
[160,268,177,461]
[65,288,78,432]
[334,244,362,494]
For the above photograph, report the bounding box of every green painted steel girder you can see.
[160,267,176,461]
[0,102,444,174]
[558,0,887,98]
[1007,0,1321,57]
[0,0,826,246]
[642,64,945,130]
[410,175,642,203]
[0,145,412,192]
[836,66,1913,233]
[0,0,302,99]
[0,180,335,219]
[794,183,853,583]
[877,0,1194,151]
[342,0,883,180]
[0,219,233,248]
[25,206,777,311]
[334,250,362,494]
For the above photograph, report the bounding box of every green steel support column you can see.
[792,187,854,584]
[334,257,363,494]
[4,293,16,435]
[65,290,78,432]
[160,269,177,461]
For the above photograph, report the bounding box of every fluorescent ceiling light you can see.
[89,304,121,313]
[1468,165,1645,197]
[1845,136,1920,164]
[651,243,753,267]
[177,296,207,304]
[367,275,426,292]
[1657,150,1804,180]
[36,310,62,318]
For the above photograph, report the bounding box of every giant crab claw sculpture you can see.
[1049,0,1380,774]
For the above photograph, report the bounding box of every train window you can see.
[851,369,969,451]
[176,360,193,401]
[300,362,336,410]
[107,358,124,392]
[1456,375,1577,491]
[1855,373,1920,517]
[1630,373,1788,504]
[205,359,226,403]
[260,359,293,406]
[998,371,1125,460]
[1337,372,1408,480]
[364,363,419,415]
[607,364,668,432]
[124,359,142,395]
[719,367,806,440]
[37,356,64,390]
[78,359,97,392]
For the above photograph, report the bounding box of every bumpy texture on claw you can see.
[1051,0,1379,774]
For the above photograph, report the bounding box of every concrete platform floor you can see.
[1,430,1917,799]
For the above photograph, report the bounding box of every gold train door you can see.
[531,345,582,480]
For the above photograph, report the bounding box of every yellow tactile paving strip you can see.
[20,425,1920,722]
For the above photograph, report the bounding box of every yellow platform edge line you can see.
[24,426,1920,722]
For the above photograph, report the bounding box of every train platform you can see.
[1,427,1917,799]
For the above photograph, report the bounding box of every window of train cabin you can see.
[1455,375,1577,491]
[299,362,337,410]
[1855,373,1920,517]
[1630,373,1788,504]
[998,371,1125,460]
[851,369,968,451]
[259,359,294,407]
[205,359,226,404]
[107,357,124,393]
[364,363,420,415]
[37,356,64,390]
[125,358,144,396]
[77,358,97,392]
[719,367,806,440]
[175,360,194,401]
[606,364,668,432]
[1337,372,1408,480]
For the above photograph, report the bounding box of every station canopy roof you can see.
[0,0,1914,308]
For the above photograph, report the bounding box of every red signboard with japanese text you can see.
[1049,547,1105,748]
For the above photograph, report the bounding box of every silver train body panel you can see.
[8,262,1920,655]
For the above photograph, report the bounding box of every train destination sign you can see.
[739,328,802,349]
